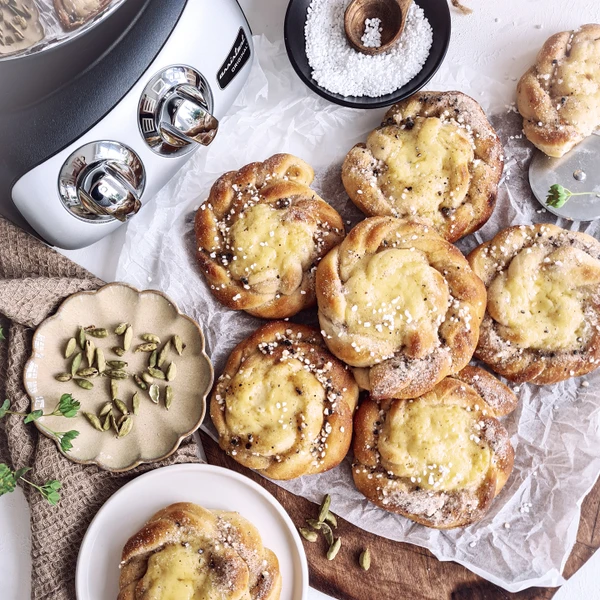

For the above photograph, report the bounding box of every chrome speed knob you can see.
[139,65,218,157]
[160,84,219,147]
[58,141,146,223]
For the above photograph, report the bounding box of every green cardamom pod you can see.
[173,335,184,355]
[299,527,318,542]
[75,378,93,390]
[132,392,140,415]
[326,538,341,561]
[359,548,371,571]
[141,333,161,344]
[96,348,106,374]
[165,386,173,410]
[133,374,148,390]
[55,373,72,382]
[115,322,129,335]
[166,362,176,382]
[65,338,77,359]
[83,412,103,431]
[147,367,166,380]
[87,328,108,338]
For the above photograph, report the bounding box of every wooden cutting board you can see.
[202,432,600,600]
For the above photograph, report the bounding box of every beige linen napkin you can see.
[0,217,200,600]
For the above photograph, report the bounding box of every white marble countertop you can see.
[2,1,600,598]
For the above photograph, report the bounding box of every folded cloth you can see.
[0,217,200,600]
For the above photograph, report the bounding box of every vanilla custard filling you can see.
[141,542,248,600]
[343,248,449,358]
[487,247,586,351]
[228,203,315,285]
[224,357,325,456]
[378,401,491,492]
[369,118,474,222]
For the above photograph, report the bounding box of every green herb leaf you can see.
[57,430,79,453]
[546,184,570,208]
[54,393,80,418]
[0,464,16,496]
[24,409,43,424]
[13,467,32,481]
[0,399,10,419]
[39,480,62,505]
[0,327,5,341]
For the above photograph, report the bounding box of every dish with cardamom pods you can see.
[23,283,213,472]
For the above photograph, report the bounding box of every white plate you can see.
[76,463,309,600]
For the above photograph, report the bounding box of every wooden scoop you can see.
[344,0,413,55]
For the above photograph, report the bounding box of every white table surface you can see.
[2,1,600,598]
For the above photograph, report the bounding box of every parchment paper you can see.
[115,36,600,593]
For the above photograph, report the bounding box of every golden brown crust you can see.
[53,0,111,30]
[342,92,503,242]
[118,502,281,600]
[195,154,345,319]
[316,216,486,400]
[210,321,359,479]
[468,224,600,384]
[352,367,516,529]
[517,24,600,157]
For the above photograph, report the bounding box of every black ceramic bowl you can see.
[284,0,451,109]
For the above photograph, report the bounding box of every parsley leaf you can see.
[53,394,80,419]
[56,430,79,453]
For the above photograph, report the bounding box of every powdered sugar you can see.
[305,0,433,97]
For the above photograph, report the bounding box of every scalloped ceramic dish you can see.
[23,283,213,472]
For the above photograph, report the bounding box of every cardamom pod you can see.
[71,352,82,376]
[118,416,133,438]
[83,412,103,431]
[324,512,337,528]
[299,527,318,542]
[141,372,154,385]
[123,326,133,351]
[327,538,341,561]
[110,379,119,401]
[78,326,86,349]
[165,386,173,410]
[141,333,161,344]
[112,346,126,357]
[55,373,72,382]
[135,342,158,353]
[148,350,158,369]
[149,384,159,404]
[115,322,129,335]
[133,374,148,390]
[85,339,95,367]
[102,414,111,431]
[76,367,98,378]
[106,360,128,369]
[359,548,371,571]
[65,338,77,359]
[114,399,129,415]
[321,522,334,546]
[99,401,113,417]
[318,494,331,523]
[173,335,184,355]
[87,328,108,338]
[105,369,128,380]
[157,341,170,367]
[96,348,106,374]
[306,518,322,530]
[75,378,93,390]
[132,392,140,415]
[166,362,177,382]
[110,414,119,434]
[147,367,166,380]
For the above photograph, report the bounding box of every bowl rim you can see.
[23,282,214,473]
[283,0,452,109]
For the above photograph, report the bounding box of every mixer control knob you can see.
[58,141,146,223]
[139,65,218,157]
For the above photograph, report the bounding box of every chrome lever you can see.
[78,162,142,222]
[160,84,219,147]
